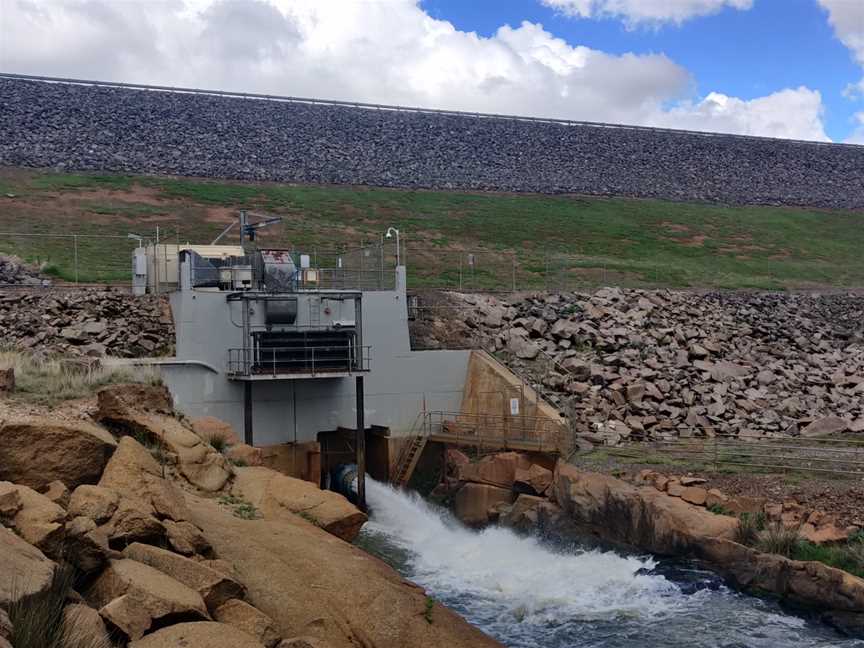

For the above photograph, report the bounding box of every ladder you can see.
[392,435,428,488]
[391,412,429,488]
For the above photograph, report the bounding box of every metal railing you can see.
[226,345,371,377]
[588,432,864,478]
[423,410,572,454]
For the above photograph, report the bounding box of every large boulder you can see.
[123,542,245,612]
[98,436,191,522]
[97,383,173,418]
[98,386,232,492]
[232,468,366,542]
[452,483,513,527]
[100,498,167,548]
[0,525,56,608]
[215,599,282,648]
[0,481,67,554]
[69,485,120,524]
[552,463,737,555]
[64,515,113,572]
[513,464,553,495]
[191,416,241,446]
[0,417,117,490]
[164,519,212,556]
[129,621,265,648]
[87,558,209,640]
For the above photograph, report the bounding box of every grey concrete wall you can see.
[161,268,469,445]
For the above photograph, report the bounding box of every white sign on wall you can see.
[510,398,520,416]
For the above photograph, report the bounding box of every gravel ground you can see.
[2,78,863,209]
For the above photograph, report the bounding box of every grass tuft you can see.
[757,522,800,557]
[0,349,162,407]
[735,511,765,546]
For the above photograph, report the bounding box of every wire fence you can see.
[1,230,861,293]
[581,431,864,479]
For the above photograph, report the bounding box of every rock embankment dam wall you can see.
[1,74,863,209]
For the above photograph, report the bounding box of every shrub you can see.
[7,563,109,648]
[757,522,800,558]
[735,511,765,546]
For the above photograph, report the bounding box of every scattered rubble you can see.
[419,289,864,443]
[0,254,44,286]
[0,289,173,357]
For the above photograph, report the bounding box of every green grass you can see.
[1,168,863,288]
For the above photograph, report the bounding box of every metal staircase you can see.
[392,435,428,488]
[391,413,428,488]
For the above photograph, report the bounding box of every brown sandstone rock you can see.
[215,599,281,647]
[232,467,366,542]
[0,367,14,394]
[552,463,737,555]
[64,516,113,572]
[98,436,191,522]
[164,519,212,556]
[680,487,708,506]
[98,383,173,418]
[129,621,264,648]
[453,483,513,526]
[69,485,120,524]
[191,415,241,446]
[0,418,117,491]
[123,542,245,612]
[41,480,71,508]
[63,603,112,648]
[706,489,728,508]
[87,558,209,640]
[500,494,546,531]
[278,639,332,648]
[514,464,553,495]
[227,443,265,467]
[0,481,67,554]
[100,498,166,547]
[0,525,56,608]
[0,608,10,640]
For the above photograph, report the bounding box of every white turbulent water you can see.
[362,479,864,648]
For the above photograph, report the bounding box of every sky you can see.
[0,0,863,143]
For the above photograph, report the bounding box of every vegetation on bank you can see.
[1,168,863,288]
[734,511,864,579]
[0,349,161,407]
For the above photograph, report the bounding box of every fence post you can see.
[73,235,79,285]
[511,254,516,292]
[458,255,463,291]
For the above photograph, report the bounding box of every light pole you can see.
[385,227,401,266]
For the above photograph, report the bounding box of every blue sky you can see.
[425,0,862,142]
[2,0,863,143]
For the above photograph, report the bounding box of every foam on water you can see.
[365,480,682,623]
[362,479,864,648]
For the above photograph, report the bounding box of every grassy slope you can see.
[0,167,862,288]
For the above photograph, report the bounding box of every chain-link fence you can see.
[1,230,860,293]
[0,231,141,285]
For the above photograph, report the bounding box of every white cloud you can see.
[540,0,753,26]
[656,88,830,141]
[0,0,828,141]
[818,0,864,65]
[846,111,864,144]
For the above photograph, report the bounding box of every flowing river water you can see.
[357,479,864,648]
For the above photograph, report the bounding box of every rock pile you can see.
[0,384,379,648]
[430,289,864,442]
[3,77,864,209]
[0,289,174,357]
[0,254,43,285]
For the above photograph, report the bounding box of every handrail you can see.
[1,71,858,149]
[226,344,371,376]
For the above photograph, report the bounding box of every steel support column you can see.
[355,375,366,511]
[244,381,253,445]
